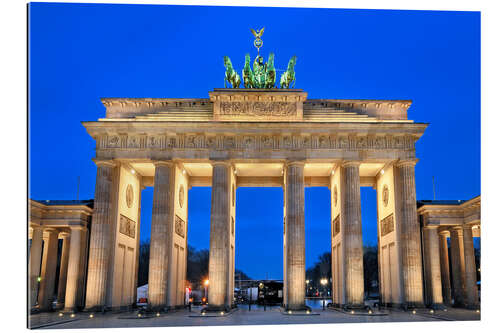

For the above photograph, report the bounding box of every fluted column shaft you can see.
[423,227,443,305]
[57,233,71,307]
[450,227,465,307]
[29,226,44,309]
[38,229,59,311]
[148,161,174,310]
[439,232,452,304]
[285,162,306,310]
[396,160,424,306]
[208,161,231,310]
[64,227,83,312]
[341,162,364,306]
[85,160,115,310]
[462,226,479,308]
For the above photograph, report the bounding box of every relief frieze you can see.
[380,213,394,237]
[175,215,185,238]
[100,133,415,151]
[119,214,136,239]
[220,101,296,116]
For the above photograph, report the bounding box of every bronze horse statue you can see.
[280,55,297,89]
[223,56,241,88]
[242,53,255,88]
[265,52,276,89]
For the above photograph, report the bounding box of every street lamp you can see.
[204,279,209,304]
[320,278,328,310]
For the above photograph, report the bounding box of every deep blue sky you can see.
[29,3,480,280]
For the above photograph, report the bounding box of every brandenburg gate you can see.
[78,86,429,312]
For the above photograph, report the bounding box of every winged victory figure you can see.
[250,27,265,38]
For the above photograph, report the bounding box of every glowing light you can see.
[306,310,310,314]
[350,310,354,314]
[331,169,335,175]
[204,280,209,286]
[37,277,41,282]
[89,314,94,318]
[412,310,416,314]
[70,314,75,318]
[182,169,186,175]
[202,312,206,316]
[220,312,224,315]
[429,309,434,314]
[306,280,310,284]
[320,278,327,286]
[131,169,136,174]
[138,313,142,317]
[381,169,385,175]
[368,310,373,314]
[288,310,292,314]
[476,309,480,313]
[58,313,63,317]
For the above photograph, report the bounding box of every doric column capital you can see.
[30,223,43,230]
[284,160,306,168]
[92,158,116,168]
[425,225,439,230]
[59,231,71,238]
[451,225,464,234]
[152,160,174,167]
[210,159,232,167]
[69,225,87,232]
[43,228,58,235]
[439,229,450,237]
[341,160,361,168]
[396,158,419,168]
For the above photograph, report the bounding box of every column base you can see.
[428,303,447,310]
[201,304,232,313]
[83,305,111,313]
[284,304,311,312]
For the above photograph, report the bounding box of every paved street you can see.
[29,304,480,329]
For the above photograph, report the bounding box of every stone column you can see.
[64,226,83,312]
[462,225,479,308]
[38,228,59,311]
[284,161,306,311]
[450,227,465,307]
[148,161,174,310]
[342,161,364,307]
[439,231,452,304]
[423,227,443,306]
[396,159,424,307]
[56,232,71,308]
[29,226,43,310]
[85,160,116,311]
[207,161,231,311]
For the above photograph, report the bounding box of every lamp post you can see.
[204,279,209,304]
[320,278,328,311]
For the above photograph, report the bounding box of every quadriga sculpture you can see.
[223,56,241,88]
[242,53,255,88]
[280,55,297,89]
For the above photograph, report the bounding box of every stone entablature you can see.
[417,196,481,228]
[83,122,426,162]
[29,199,93,230]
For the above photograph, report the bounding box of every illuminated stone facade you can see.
[28,88,481,313]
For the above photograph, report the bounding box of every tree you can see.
[137,240,150,287]
[363,246,379,296]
